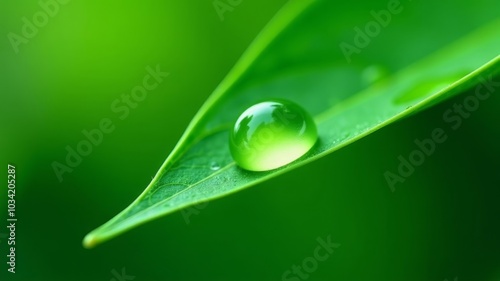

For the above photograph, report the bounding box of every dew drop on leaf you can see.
[393,71,471,105]
[210,162,221,171]
[229,100,317,171]
[361,64,388,85]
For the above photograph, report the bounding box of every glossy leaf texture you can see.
[84,0,500,248]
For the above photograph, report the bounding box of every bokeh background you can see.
[1,0,499,280]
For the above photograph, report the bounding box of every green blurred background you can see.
[1,0,499,280]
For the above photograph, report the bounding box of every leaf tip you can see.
[82,233,98,249]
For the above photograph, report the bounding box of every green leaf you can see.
[83,0,500,248]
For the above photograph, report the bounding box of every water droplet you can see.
[229,99,318,171]
[210,162,220,171]
[361,65,388,85]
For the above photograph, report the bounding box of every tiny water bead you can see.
[394,72,471,105]
[210,162,221,171]
[229,100,318,171]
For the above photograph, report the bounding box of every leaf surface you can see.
[84,0,500,248]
